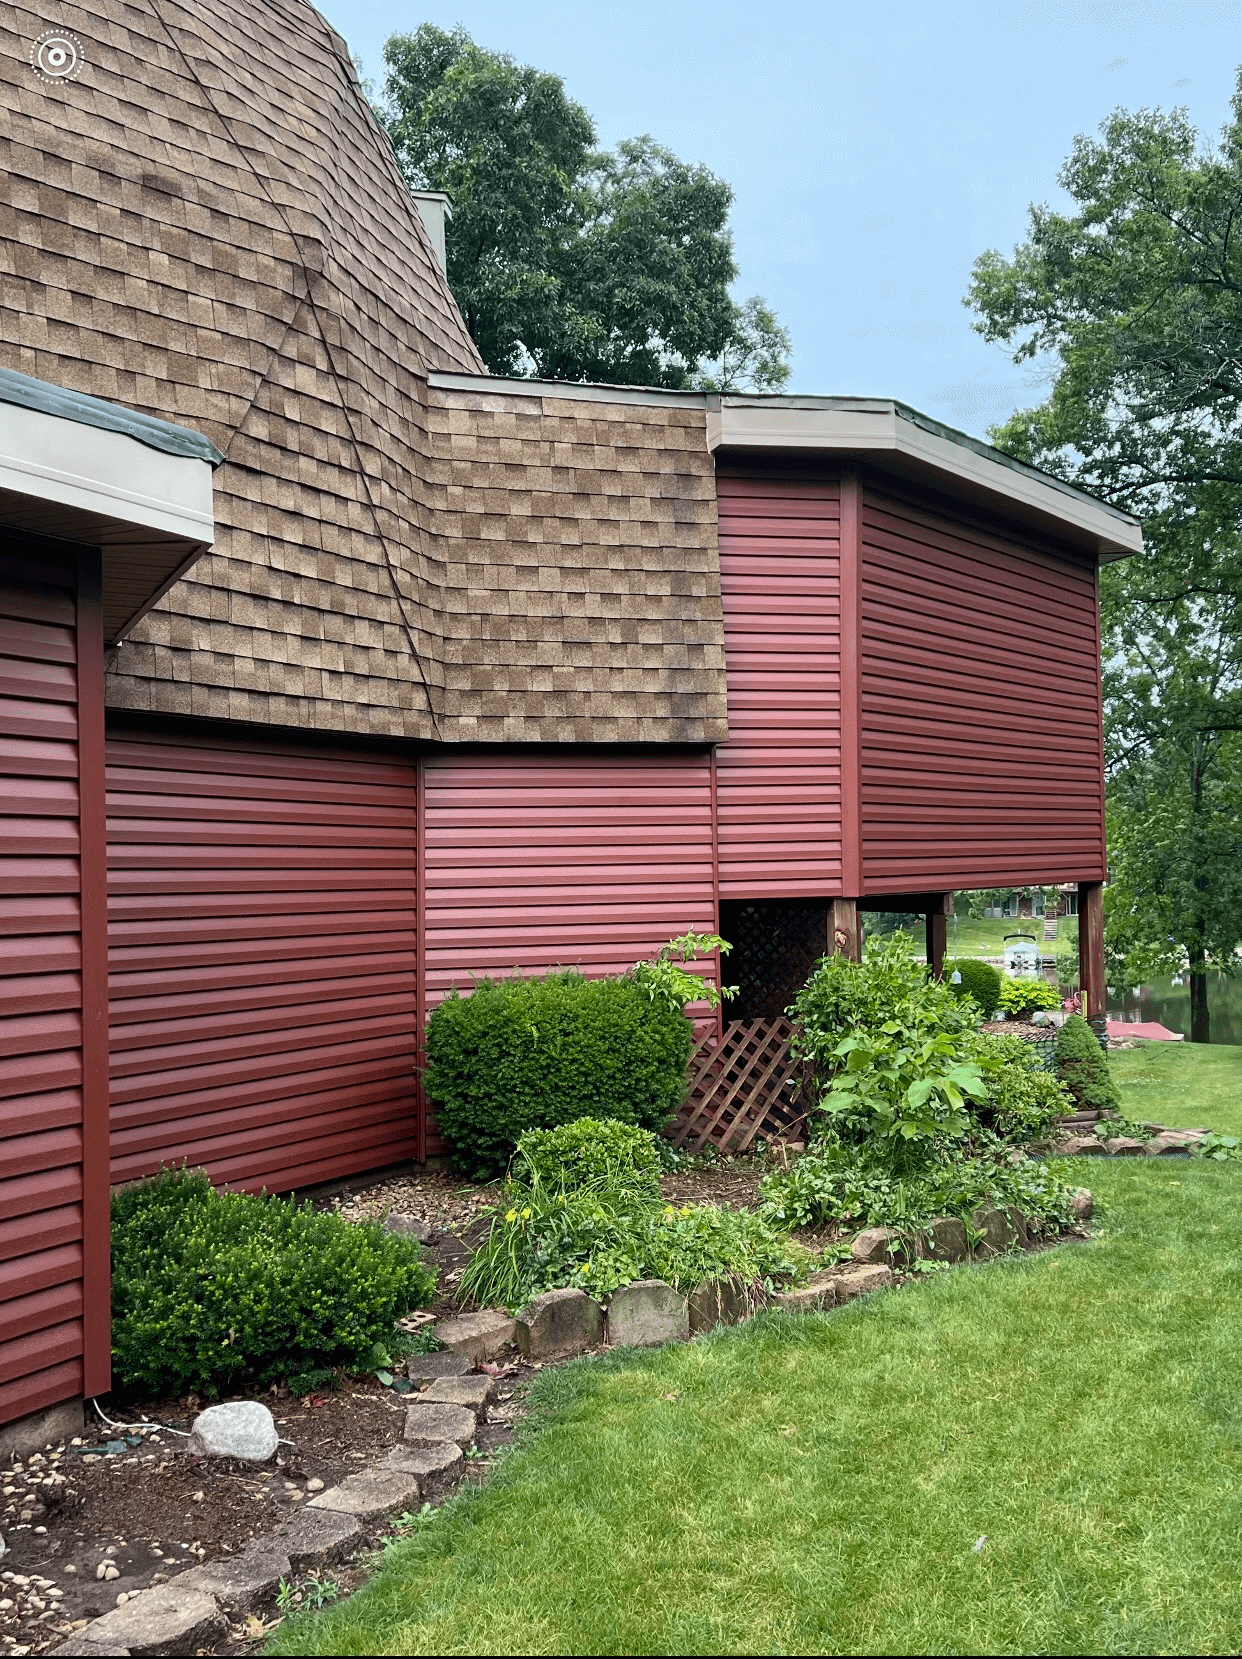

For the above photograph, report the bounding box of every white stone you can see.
[186,1401,278,1462]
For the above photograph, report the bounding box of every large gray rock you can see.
[75,1587,226,1657]
[773,1272,837,1313]
[687,1277,756,1335]
[382,1440,464,1500]
[922,1216,968,1262]
[606,1280,689,1348]
[309,1469,422,1522]
[419,1374,495,1414]
[971,1204,1024,1257]
[47,1638,131,1656]
[406,1350,471,1385]
[186,1400,278,1462]
[516,1287,604,1359]
[385,1212,434,1242]
[403,1400,477,1448]
[269,1505,363,1570]
[170,1542,290,1618]
[830,1263,894,1302]
[850,1227,901,1264]
[432,1309,517,1364]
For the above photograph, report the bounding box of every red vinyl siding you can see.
[0,555,87,1423]
[105,734,420,1193]
[858,483,1107,891]
[715,475,844,896]
[422,751,717,1155]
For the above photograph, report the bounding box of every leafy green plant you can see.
[277,1574,340,1613]
[461,1179,801,1311]
[1056,1014,1122,1115]
[947,958,1002,1017]
[110,1168,436,1397]
[512,1118,662,1198]
[631,931,737,1014]
[424,966,695,1180]
[790,933,973,1076]
[997,977,1062,1018]
[1196,1132,1242,1161]
[963,1032,1073,1142]
[815,1027,988,1174]
[286,1366,337,1397]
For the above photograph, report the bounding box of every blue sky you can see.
[322,0,1241,440]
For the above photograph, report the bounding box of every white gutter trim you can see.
[0,401,214,544]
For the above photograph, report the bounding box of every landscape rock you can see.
[850,1226,901,1264]
[269,1505,363,1570]
[971,1204,1023,1256]
[1068,1188,1093,1221]
[687,1277,757,1335]
[75,1587,226,1656]
[403,1400,478,1448]
[606,1280,689,1348]
[1106,1137,1149,1156]
[47,1638,131,1656]
[419,1374,495,1414]
[186,1400,278,1462]
[516,1287,604,1359]
[385,1212,434,1242]
[1055,1136,1107,1157]
[406,1350,471,1384]
[170,1541,290,1617]
[1146,1133,1194,1156]
[382,1440,464,1500]
[922,1216,968,1262]
[309,1469,422,1522]
[830,1263,894,1301]
[432,1309,517,1365]
[773,1272,837,1313]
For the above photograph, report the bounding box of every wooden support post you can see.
[925,906,948,979]
[829,898,861,962]
[1078,881,1106,1022]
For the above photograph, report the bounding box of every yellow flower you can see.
[505,1209,517,1223]
[521,1207,532,1220]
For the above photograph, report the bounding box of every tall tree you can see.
[967,74,1242,1039]
[380,25,789,389]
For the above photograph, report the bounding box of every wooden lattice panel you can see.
[671,1018,813,1154]
[718,902,827,1022]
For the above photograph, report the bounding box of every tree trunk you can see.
[1189,946,1211,1044]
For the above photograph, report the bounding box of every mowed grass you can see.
[270,1156,1242,1653]
[1111,1040,1242,1136]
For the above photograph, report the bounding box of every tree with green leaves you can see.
[967,73,1242,1040]
[380,25,789,389]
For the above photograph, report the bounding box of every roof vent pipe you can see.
[410,190,451,276]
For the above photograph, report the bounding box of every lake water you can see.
[1108,975,1242,1046]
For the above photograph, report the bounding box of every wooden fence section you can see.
[671,1018,812,1154]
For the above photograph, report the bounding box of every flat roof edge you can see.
[0,367,225,466]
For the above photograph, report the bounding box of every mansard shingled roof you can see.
[0,0,729,743]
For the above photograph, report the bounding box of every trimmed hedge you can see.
[111,1168,436,1397]
[948,958,1002,1017]
[425,970,695,1180]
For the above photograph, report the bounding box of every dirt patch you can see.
[658,1161,768,1211]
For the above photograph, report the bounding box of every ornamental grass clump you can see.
[111,1167,436,1397]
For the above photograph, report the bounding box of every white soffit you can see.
[0,400,215,545]
[709,399,1143,559]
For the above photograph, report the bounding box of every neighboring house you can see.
[0,0,1139,1447]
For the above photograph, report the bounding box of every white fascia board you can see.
[0,400,214,543]
[709,400,1143,558]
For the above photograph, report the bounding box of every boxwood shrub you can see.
[111,1168,436,1397]
[512,1118,662,1197]
[948,958,1002,1017]
[425,969,695,1180]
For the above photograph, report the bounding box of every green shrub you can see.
[790,933,973,1073]
[1055,1014,1121,1114]
[111,1168,436,1397]
[512,1118,661,1197]
[424,969,695,1180]
[963,1032,1072,1141]
[997,976,1061,1018]
[759,1138,1074,1236]
[460,1182,801,1311]
[948,958,1002,1017]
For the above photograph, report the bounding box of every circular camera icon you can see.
[31,30,84,82]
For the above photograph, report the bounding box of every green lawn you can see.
[1111,1041,1242,1135]
[943,913,1069,959]
[269,1045,1242,1657]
